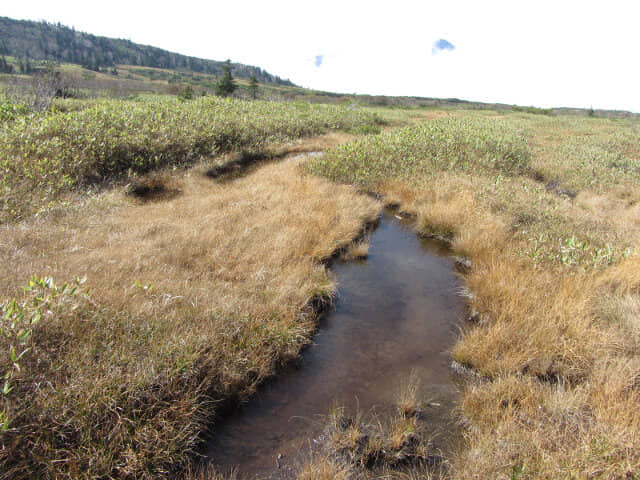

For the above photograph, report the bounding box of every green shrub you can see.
[308,117,531,187]
[0,96,381,220]
[0,98,30,123]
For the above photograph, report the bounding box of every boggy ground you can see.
[0,134,381,479]
[310,111,640,479]
[4,103,640,479]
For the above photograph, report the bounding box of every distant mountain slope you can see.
[0,16,294,85]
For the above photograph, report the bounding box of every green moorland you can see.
[1,82,639,480]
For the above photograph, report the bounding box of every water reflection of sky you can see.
[206,211,464,478]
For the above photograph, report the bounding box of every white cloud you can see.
[432,39,455,55]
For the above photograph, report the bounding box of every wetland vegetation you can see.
[1,74,639,479]
[311,111,640,478]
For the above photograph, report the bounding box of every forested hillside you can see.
[0,16,294,85]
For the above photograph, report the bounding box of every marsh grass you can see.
[310,110,640,479]
[341,239,370,261]
[396,371,422,419]
[296,457,352,480]
[319,399,444,478]
[0,152,381,479]
[4,99,639,478]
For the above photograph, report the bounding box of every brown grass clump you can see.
[177,464,237,480]
[296,457,352,480]
[324,405,441,474]
[396,371,422,419]
[0,153,381,479]
[342,239,371,261]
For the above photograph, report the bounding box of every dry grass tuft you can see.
[324,404,440,475]
[396,371,422,419]
[342,239,371,261]
[178,464,238,480]
[296,457,352,480]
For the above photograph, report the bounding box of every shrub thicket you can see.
[308,117,532,187]
[0,96,382,220]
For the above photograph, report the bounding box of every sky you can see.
[3,1,640,112]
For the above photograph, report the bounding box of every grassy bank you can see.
[309,112,640,478]
[0,153,381,479]
[0,95,383,221]
[0,93,387,478]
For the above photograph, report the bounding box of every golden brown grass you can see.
[0,145,381,478]
[292,416,446,480]
[311,111,640,479]
[323,397,440,476]
[396,371,422,419]
[341,239,371,261]
[177,464,237,480]
[375,173,640,478]
[296,457,352,480]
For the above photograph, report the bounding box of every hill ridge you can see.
[0,16,294,86]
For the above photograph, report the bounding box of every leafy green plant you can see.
[0,96,382,220]
[0,97,30,123]
[0,276,86,430]
[308,117,531,188]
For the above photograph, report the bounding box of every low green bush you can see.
[0,96,382,220]
[308,117,531,187]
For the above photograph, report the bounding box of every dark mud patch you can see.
[545,180,577,199]
[125,175,182,201]
[532,172,577,199]
[206,151,324,182]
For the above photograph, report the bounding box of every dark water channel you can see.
[204,211,464,478]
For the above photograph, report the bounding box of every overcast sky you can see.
[4,1,640,112]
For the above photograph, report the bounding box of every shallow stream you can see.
[205,211,464,478]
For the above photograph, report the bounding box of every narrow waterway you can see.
[205,211,464,478]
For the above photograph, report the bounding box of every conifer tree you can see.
[215,60,237,97]
[0,55,12,73]
[248,74,259,100]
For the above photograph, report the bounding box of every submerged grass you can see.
[310,110,640,479]
[294,382,449,480]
